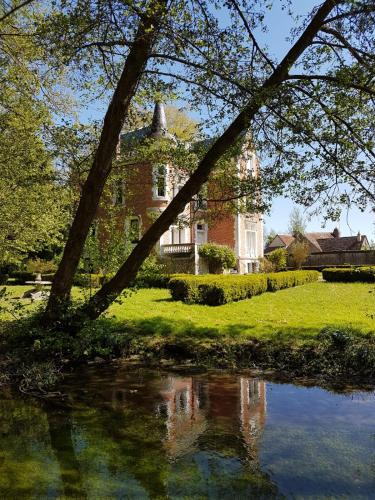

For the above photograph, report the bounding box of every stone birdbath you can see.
[23,273,52,301]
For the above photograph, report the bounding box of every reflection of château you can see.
[155,374,267,460]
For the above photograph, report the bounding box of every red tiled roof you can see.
[265,231,369,254]
[277,234,295,246]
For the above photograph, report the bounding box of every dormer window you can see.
[153,165,168,200]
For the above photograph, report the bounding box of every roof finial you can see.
[150,102,167,137]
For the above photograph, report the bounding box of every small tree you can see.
[266,248,287,272]
[198,243,236,274]
[259,257,275,273]
[290,241,310,269]
[288,208,306,235]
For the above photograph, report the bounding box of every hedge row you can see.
[267,270,319,291]
[169,270,319,306]
[322,267,375,283]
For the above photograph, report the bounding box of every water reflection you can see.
[0,368,374,498]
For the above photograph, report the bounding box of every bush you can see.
[169,271,318,306]
[259,257,275,273]
[11,271,35,284]
[266,248,287,271]
[198,243,237,273]
[26,258,57,274]
[169,275,205,303]
[322,267,375,283]
[0,274,9,285]
[135,256,169,288]
[267,270,319,291]
[289,241,310,269]
[199,275,268,306]
[73,273,104,288]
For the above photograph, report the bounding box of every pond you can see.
[0,366,374,499]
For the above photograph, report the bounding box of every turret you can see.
[148,102,175,141]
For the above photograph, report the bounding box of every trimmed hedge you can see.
[199,275,268,306]
[267,270,319,291]
[169,270,319,306]
[322,267,375,283]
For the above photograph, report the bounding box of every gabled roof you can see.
[265,230,369,254]
[317,235,368,252]
[303,233,323,252]
[277,234,295,246]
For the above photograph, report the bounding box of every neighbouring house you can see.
[111,103,263,274]
[265,228,374,268]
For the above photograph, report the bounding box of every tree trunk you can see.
[43,0,167,324]
[70,0,338,325]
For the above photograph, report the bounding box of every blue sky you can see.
[249,1,373,238]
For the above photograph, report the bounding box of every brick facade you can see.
[102,103,263,274]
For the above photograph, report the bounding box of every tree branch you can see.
[0,0,34,23]
[73,0,340,323]
[286,74,375,96]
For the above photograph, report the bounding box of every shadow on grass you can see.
[101,315,321,345]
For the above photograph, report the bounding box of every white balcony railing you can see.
[160,243,196,256]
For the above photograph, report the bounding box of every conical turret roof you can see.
[149,102,175,140]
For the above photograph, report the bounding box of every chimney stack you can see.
[332,227,340,238]
[357,231,361,242]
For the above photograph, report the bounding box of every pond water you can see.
[0,366,374,499]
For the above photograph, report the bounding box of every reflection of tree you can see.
[0,395,57,497]
[45,403,86,499]
[0,370,280,498]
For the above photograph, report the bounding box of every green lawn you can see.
[2,282,374,343]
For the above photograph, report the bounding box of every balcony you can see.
[160,243,197,257]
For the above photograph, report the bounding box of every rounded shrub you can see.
[198,243,237,273]
[266,248,287,271]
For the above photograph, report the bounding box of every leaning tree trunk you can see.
[43,0,167,324]
[70,0,338,326]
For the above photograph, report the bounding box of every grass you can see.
[2,282,373,344]
[108,282,375,343]
[2,282,375,384]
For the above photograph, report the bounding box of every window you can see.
[245,230,257,257]
[196,223,207,245]
[128,217,140,244]
[153,165,167,199]
[113,179,125,205]
[246,155,256,178]
[194,193,207,210]
[170,224,188,244]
